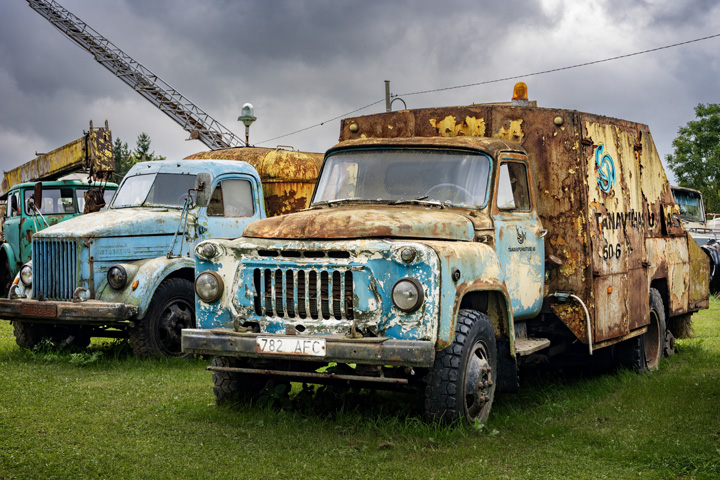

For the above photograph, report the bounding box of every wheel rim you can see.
[463,340,493,421]
[156,296,194,356]
[644,309,662,370]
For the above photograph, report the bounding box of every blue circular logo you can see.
[595,144,615,193]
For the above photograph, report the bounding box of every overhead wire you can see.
[255,32,720,146]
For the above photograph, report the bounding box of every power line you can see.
[256,32,720,145]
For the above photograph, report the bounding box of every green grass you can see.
[1,300,719,480]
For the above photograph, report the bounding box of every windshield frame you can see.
[311,146,493,209]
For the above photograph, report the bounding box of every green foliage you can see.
[666,103,720,213]
[0,300,719,479]
[112,133,166,183]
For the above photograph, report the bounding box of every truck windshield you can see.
[672,189,705,223]
[313,148,491,207]
[112,173,197,208]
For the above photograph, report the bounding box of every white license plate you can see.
[256,337,326,357]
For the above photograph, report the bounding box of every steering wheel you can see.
[425,183,473,201]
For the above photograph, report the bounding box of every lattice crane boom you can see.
[27,0,246,150]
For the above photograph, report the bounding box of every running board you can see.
[515,337,551,356]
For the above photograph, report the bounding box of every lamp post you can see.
[237,103,256,147]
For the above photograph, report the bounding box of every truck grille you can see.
[32,239,77,301]
[252,268,354,321]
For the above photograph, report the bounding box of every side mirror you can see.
[34,182,43,206]
[194,173,212,208]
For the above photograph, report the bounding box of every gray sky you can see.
[1,0,719,183]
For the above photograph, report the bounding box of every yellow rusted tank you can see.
[184,147,322,217]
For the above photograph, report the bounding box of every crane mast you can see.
[27,0,246,150]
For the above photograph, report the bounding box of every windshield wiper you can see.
[393,196,445,208]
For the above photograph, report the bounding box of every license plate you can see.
[21,303,57,318]
[256,336,326,357]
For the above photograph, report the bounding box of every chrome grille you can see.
[252,268,354,321]
[32,239,77,301]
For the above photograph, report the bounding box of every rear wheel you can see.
[13,322,91,350]
[424,309,497,425]
[129,278,195,358]
[617,288,665,371]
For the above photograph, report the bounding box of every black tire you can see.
[0,253,12,298]
[211,356,276,404]
[129,278,195,358]
[617,288,666,371]
[13,322,91,350]
[424,309,497,425]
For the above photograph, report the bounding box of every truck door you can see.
[491,155,545,319]
[3,190,22,266]
[195,175,266,242]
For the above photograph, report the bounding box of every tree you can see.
[666,103,720,214]
[112,133,166,183]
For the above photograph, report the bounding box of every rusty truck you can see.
[182,84,710,424]
[0,122,117,297]
[0,147,321,357]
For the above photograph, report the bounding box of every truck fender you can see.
[0,242,18,275]
[96,256,194,318]
[702,239,720,289]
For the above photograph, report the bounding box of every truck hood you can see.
[34,208,183,239]
[243,205,475,241]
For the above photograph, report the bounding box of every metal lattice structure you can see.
[27,0,246,150]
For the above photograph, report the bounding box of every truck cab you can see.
[0,179,117,296]
[2,147,321,357]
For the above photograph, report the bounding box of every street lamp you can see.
[237,103,256,146]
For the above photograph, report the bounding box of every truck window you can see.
[25,188,75,215]
[672,189,705,223]
[76,188,116,212]
[496,161,530,211]
[8,192,20,217]
[112,173,197,208]
[314,149,491,207]
[207,179,254,217]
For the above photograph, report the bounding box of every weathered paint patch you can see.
[428,116,486,137]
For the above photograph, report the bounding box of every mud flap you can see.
[495,338,519,393]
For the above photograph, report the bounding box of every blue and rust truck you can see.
[0,122,117,297]
[182,84,710,424]
[0,147,321,357]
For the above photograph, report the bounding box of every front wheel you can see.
[424,309,497,425]
[212,356,279,404]
[129,278,195,358]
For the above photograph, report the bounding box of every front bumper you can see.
[182,328,436,368]
[0,298,139,325]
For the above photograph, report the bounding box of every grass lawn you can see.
[1,299,718,480]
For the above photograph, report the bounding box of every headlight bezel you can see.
[195,271,224,303]
[391,277,424,313]
[107,265,128,290]
[19,265,33,287]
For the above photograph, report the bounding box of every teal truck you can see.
[182,84,709,424]
[1,179,117,296]
[0,147,320,357]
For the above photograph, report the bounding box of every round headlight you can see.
[391,277,424,313]
[20,265,33,287]
[195,271,224,303]
[107,266,128,290]
[199,243,217,260]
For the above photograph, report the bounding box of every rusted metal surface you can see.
[182,328,436,367]
[0,121,113,199]
[243,205,476,241]
[185,147,322,217]
[338,103,709,347]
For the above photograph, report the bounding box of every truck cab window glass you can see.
[8,192,20,217]
[76,189,116,212]
[496,162,530,211]
[314,149,491,207]
[24,188,75,215]
[672,189,704,223]
[112,173,197,208]
[208,179,254,217]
